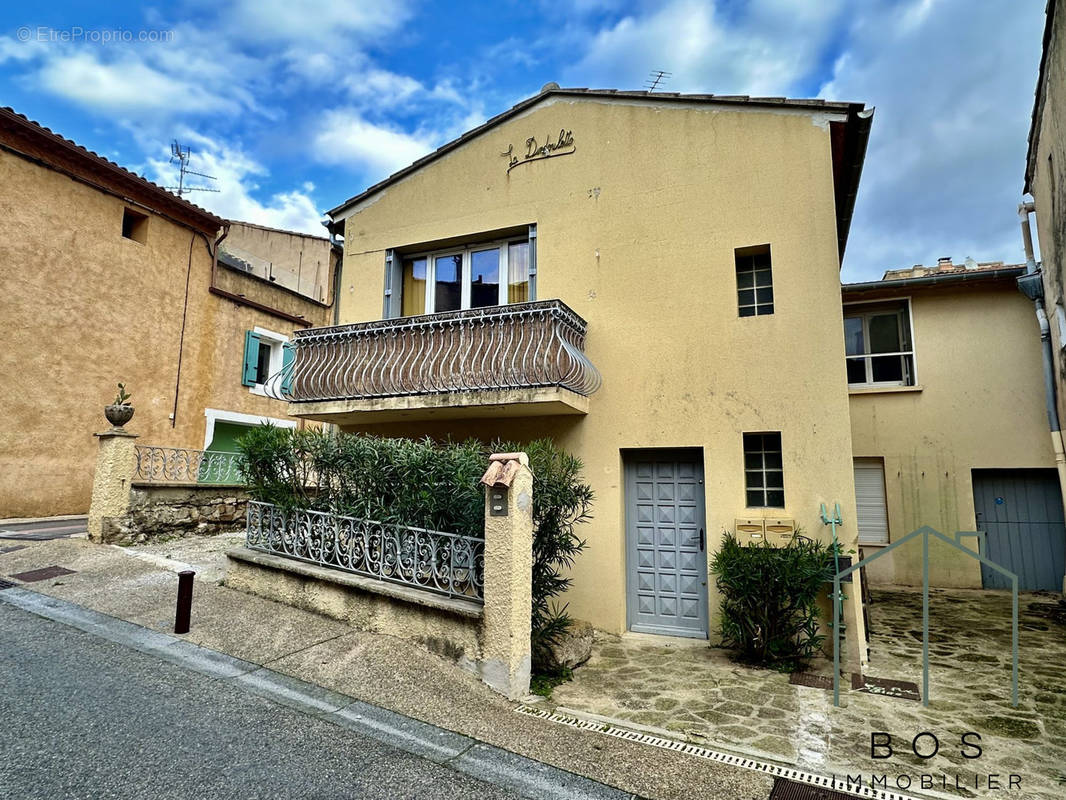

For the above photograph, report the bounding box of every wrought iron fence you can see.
[245,501,484,602]
[134,446,245,485]
[267,299,601,402]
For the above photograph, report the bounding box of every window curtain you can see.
[507,242,530,304]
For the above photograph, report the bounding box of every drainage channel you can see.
[515,706,921,800]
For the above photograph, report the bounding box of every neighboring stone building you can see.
[844,259,1063,591]
[279,85,875,662]
[0,107,338,519]
[1019,0,1066,592]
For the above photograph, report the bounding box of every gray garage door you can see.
[625,450,708,638]
[973,469,1065,591]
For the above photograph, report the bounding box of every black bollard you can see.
[174,569,195,634]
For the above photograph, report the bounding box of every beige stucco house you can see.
[279,85,874,660]
[844,259,1064,591]
[0,107,338,519]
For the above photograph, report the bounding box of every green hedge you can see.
[236,426,592,670]
[710,533,840,671]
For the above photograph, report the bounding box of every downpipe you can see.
[1018,201,1066,594]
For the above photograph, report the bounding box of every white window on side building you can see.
[844,300,916,387]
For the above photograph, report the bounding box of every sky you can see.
[0,0,1048,281]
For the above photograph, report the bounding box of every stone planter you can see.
[104,404,134,428]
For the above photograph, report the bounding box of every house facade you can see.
[283,86,873,658]
[0,107,337,519]
[844,260,1064,591]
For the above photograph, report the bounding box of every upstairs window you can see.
[735,244,774,317]
[385,226,536,318]
[743,432,784,508]
[844,301,915,387]
[241,327,293,396]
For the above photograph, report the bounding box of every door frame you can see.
[623,448,709,639]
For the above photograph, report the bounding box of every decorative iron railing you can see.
[134,446,245,485]
[266,299,601,403]
[245,501,484,602]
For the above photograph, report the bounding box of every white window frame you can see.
[843,297,917,388]
[248,326,289,396]
[203,408,297,450]
[743,432,785,509]
[400,236,531,315]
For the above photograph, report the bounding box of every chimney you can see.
[937,256,954,271]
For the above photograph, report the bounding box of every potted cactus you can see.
[104,383,134,428]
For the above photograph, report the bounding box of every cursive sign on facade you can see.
[501,129,575,172]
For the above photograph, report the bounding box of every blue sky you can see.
[0,1,1047,281]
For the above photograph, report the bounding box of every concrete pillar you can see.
[87,429,138,542]
[479,452,533,699]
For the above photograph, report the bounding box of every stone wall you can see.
[100,483,248,545]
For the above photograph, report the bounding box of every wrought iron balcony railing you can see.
[134,446,245,485]
[268,299,600,403]
[245,501,484,601]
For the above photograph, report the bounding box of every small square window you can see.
[743,432,784,508]
[122,208,148,244]
[735,245,774,317]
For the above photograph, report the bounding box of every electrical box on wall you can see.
[735,518,765,545]
[764,518,796,547]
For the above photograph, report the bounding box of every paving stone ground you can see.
[550,587,1066,800]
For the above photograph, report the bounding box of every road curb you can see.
[0,586,639,800]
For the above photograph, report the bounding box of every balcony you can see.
[278,300,601,424]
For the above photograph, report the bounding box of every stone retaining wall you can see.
[99,483,248,545]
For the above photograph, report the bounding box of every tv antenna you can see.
[166,141,219,196]
[644,70,672,92]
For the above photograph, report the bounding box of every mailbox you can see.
[735,517,765,545]
[764,518,796,548]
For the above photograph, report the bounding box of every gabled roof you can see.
[1025,0,1058,194]
[326,86,873,262]
[0,106,225,235]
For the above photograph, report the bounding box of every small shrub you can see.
[710,533,839,671]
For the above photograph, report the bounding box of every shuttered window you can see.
[854,458,889,544]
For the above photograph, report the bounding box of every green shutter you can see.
[242,330,261,386]
[281,341,295,396]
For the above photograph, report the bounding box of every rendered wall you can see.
[1030,0,1066,429]
[847,283,1054,586]
[331,96,863,640]
[0,150,327,518]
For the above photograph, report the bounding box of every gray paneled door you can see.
[625,451,708,638]
[973,469,1066,591]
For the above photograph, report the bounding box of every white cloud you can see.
[821,0,1045,279]
[311,108,436,176]
[147,133,324,234]
[564,0,845,95]
[36,51,239,114]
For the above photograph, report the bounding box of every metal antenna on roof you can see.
[644,70,672,92]
[166,140,219,196]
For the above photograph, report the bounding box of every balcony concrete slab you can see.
[288,386,589,424]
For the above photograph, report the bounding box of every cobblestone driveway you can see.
[550,587,1066,799]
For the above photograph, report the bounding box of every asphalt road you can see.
[0,602,525,800]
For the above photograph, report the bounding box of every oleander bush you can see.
[710,533,840,671]
[236,426,592,671]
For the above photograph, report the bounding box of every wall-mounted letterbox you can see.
[735,518,765,545]
[764,518,796,548]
